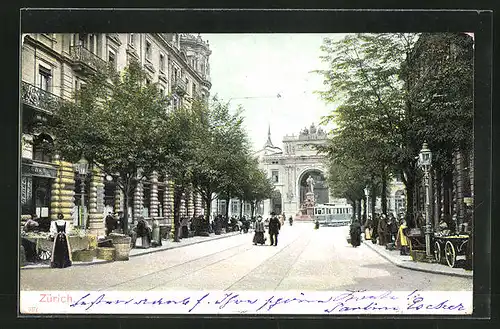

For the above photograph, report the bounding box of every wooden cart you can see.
[433,234,470,268]
[22,236,53,262]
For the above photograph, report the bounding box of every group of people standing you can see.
[363,213,409,255]
[253,212,281,246]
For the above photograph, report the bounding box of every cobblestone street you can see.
[20,223,472,292]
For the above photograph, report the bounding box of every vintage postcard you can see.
[19,10,485,317]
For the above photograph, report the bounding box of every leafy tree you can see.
[316,33,420,224]
[190,99,251,225]
[240,157,275,218]
[402,33,473,225]
[162,102,204,231]
[317,32,473,228]
[45,61,171,234]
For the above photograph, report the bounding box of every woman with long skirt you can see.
[253,217,265,245]
[50,213,72,268]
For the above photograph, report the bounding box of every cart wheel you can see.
[434,241,442,263]
[38,249,51,261]
[445,241,456,268]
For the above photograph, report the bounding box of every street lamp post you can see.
[364,187,369,223]
[400,194,406,218]
[418,142,434,262]
[75,157,89,229]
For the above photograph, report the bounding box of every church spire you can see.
[264,123,274,148]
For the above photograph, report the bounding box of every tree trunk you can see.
[122,189,130,235]
[443,170,453,222]
[381,169,388,215]
[173,184,183,241]
[203,195,212,233]
[362,196,367,225]
[239,200,243,219]
[349,199,355,221]
[119,177,134,235]
[370,185,376,220]
[402,167,416,228]
[436,169,442,224]
[250,202,255,218]
[225,191,230,219]
[358,199,363,224]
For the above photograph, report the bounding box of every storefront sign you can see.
[22,163,57,178]
[21,176,33,213]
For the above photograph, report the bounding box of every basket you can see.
[96,247,115,261]
[72,249,96,262]
[113,237,132,261]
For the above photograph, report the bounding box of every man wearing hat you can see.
[268,212,281,246]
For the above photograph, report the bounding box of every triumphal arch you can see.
[255,123,338,217]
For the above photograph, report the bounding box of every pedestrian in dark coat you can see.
[349,220,362,247]
[371,214,379,244]
[105,212,117,236]
[268,212,281,246]
[378,214,388,246]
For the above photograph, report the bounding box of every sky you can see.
[202,33,345,152]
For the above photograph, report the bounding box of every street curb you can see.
[362,240,473,279]
[128,231,241,259]
[20,232,241,270]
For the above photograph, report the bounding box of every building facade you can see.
[213,124,349,219]
[20,33,211,236]
[213,123,407,220]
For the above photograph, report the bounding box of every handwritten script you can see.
[20,290,471,315]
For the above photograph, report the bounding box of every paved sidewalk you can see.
[363,239,473,278]
[21,231,241,270]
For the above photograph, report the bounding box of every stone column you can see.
[114,186,123,213]
[163,179,174,224]
[50,156,75,231]
[193,192,198,217]
[194,192,202,217]
[187,187,194,218]
[180,193,187,217]
[133,181,144,221]
[150,172,159,218]
[88,166,105,237]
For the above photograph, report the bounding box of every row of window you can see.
[142,35,199,96]
[71,33,199,97]
[315,207,351,215]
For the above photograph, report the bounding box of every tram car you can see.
[313,203,352,227]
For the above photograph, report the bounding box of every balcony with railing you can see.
[21,81,63,113]
[172,79,187,96]
[69,45,110,73]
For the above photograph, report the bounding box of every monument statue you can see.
[306,175,315,193]
[310,123,317,134]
